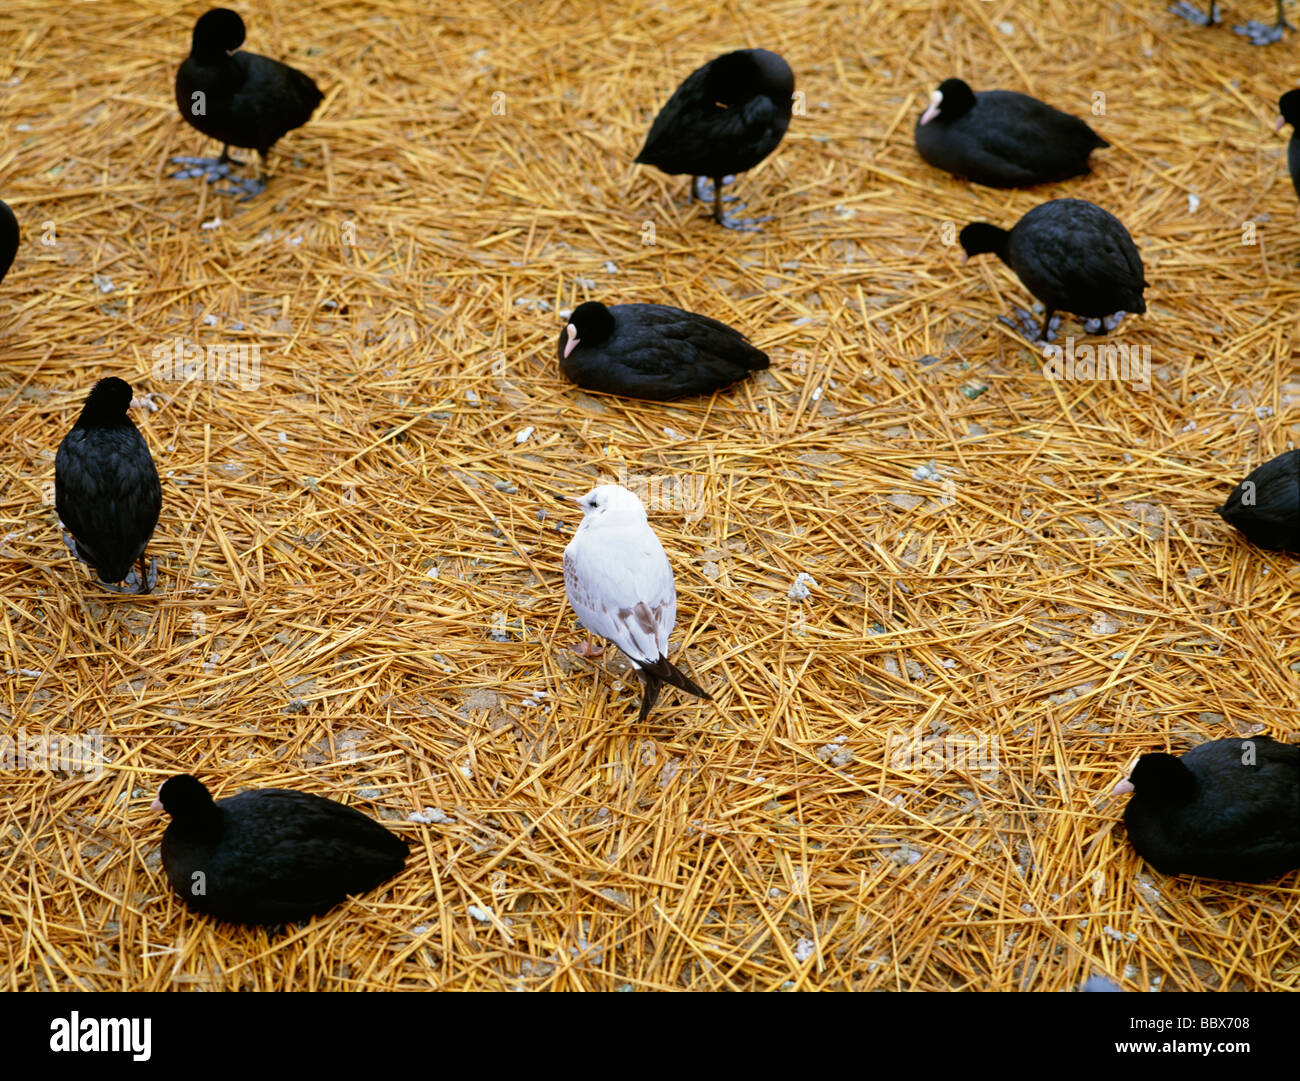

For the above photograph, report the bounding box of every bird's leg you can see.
[1081,311,1128,335]
[693,175,739,204]
[571,635,604,657]
[217,145,246,167]
[1168,1,1219,27]
[998,307,1059,345]
[1039,308,1058,343]
[1233,0,1292,42]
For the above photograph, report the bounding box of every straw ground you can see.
[1,0,1298,991]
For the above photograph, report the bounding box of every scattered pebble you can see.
[409,807,453,824]
[515,426,534,444]
[788,571,816,601]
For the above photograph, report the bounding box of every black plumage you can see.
[913,78,1107,188]
[1276,89,1300,203]
[172,8,323,199]
[1116,738,1300,882]
[633,656,711,725]
[55,378,162,594]
[155,774,409,926]
[0,198,17,286]
[558,301,769,401]
[1215,449,1300,553]
[635,49,794,228]
[959,198,1147,342]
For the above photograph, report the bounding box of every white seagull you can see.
[561,484,711,722]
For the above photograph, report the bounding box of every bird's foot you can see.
[127,556,158,595]
[169,155,239,183]
[571,638,605,658]
[693,176,739,203]
[1168,1,1219,27]
[713,208,773,232]
[61,532,80,560]
[1081,311,1128,335]
[999,308,1060,345]
[1232,18,1292,44]
[214,174,268,202]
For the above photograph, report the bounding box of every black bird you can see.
[1115,737,1300,882]
[0,198,17,286]
[1215,449,1299,552]
[171,8,323,199]
[914,79,1107,188]
[154,774,409,926]
[55,378,162,594]
[1276,90,1300,203]
[959,198,1147,343]
[559,302,769,401]
[1169,2,1292,46]
[635,49,794,230]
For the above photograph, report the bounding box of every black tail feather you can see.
[634,655,711,722]
[637,671,664,724]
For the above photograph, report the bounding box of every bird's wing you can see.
[564,527,676,665]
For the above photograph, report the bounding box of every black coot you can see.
[559,301,769,400]
[1276,90,1300,202]
[55,378,162,594]
[635,49,794,230]
[1115,737,1300,881]
[155,774,409,926]
[959,198,1147,343]
[914,78,1107,188]
[1216,449,1299,553]
[0,198,17,285]
[172,8,323,199]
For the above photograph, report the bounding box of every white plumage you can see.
[561,484,710,721]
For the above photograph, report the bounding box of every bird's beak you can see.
[1276,115,1287,134]
[1112,779,1134,796]
[562,324,579,360]
[150,797,163,811]
[919,91,942,126]
[960,251,968,265]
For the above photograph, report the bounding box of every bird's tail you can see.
[636,656,711,722]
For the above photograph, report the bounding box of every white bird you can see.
[561,484,711,722]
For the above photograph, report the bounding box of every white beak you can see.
[562,324,579,360]
[919,90,942,126]
[1113,779,1134,796]
[150,797,164,811]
